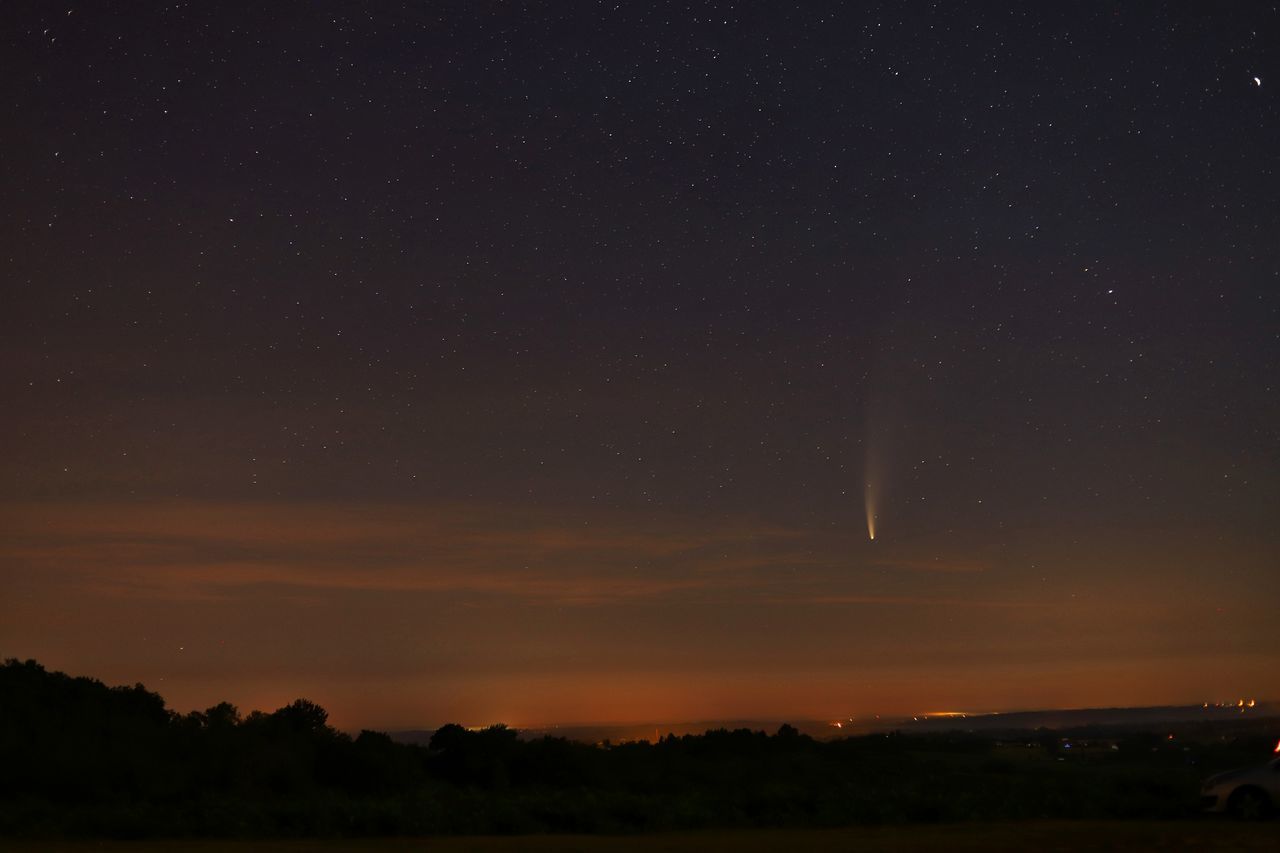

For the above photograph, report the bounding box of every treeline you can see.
[0,659,1271,837]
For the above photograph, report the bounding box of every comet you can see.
[863,416,883,541]
[863,382,888,541]
[865,481,877,541]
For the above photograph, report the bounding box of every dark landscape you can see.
[2,659,1276,841]
[6,823,1280,853]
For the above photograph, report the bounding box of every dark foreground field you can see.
[8,821,1278,853]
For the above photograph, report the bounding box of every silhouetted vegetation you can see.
[0,659,1274,838]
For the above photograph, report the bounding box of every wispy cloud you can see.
[0,501,812,604]
[0,501,1031,609]
[785,594,1043,609]
[870,556,991,574]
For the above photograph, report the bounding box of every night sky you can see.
[3,2,1277,731]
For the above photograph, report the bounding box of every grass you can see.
[7,820,1277,853]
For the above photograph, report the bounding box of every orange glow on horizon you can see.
[1,499,1275,731]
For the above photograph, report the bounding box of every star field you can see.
[1,2,1277,728]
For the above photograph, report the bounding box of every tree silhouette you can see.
[270,698,330,734]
